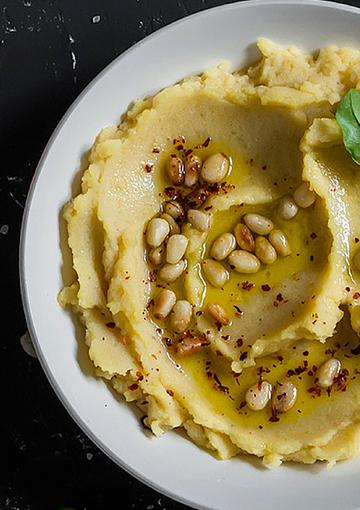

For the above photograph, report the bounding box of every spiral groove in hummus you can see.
[59,39,360,466]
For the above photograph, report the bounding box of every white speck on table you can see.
[20,331,37,358]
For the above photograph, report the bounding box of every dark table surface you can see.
[2,1,360,509]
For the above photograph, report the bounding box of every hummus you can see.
[59,39,360,466]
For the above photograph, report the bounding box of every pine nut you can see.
[255,236,277,265]
[166,234,188,264]
[210,233,236,261]
[146,218,170,247]
[353,251,360,272]
[243,213,274,235]
[228,250,261,274]
[153,289,176,319]
[202,259,229,287]
[205,302,230,325]
[317,358,341,388]
[184,154,201,187]
[268,229,291,257]
[164,200,184,220]
[200,153,229,183]
[160,213,180,235]
[175,335,209,356]
[188,209,212,232]
[166,155,185,185]
[246,381,272,411]
[234,223,255,252]
[278,196,298,220]
[170,300,192,333]
[149,245,165,266]
[158,260,186,283]
[272,381,297,413]
[293,182,316,208]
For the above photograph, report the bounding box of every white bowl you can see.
[20,1,360,509]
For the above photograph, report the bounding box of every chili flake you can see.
[241,281,255,291]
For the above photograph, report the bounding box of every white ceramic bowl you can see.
[20,1,360,509]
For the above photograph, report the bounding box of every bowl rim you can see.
[19,1,360,508]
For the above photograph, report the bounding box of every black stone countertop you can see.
[2,1,360,509]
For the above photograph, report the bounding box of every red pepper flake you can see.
[195,310,203,316]
[148,271,157,282]
[238,400,246,410]
[129,383,138,391]
[234,305,243,315]
[204,205,213,211]
[269,415,280,423]
[302,350,309,356]
[184,182,234,209]
[334,368,349,391]
[173,136,186,145]
[310,255,314,261]
[145,163,154,173]
[273,301,279,308]
[261,284,271,292]
[176,144,184,151]
[221,334,230,340]
[239,352,248,361]
[241,281,255,291]
[257,366,270,376]
[259,425,263,429]
[164,186,183,201]
[310,232,317,239]
[287,369,295,377]
[277,355,283,362]
[202,136,211,147]
[308,386,321,396]
[215,350,223,357]
[276,293,284,302]
[355,237,359,243]
[166,389,174,397]
[308,370,313,376]
[353,292,360,300]
[106,322,116,329]
[236,338,243,347]
[136,372,144,381]
[261,165,267,170]
[213,373,230,394]
[184,148,193,157]
[152,147,160,153]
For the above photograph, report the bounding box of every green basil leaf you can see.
[350,89,360,126]
[336,88,360,165]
